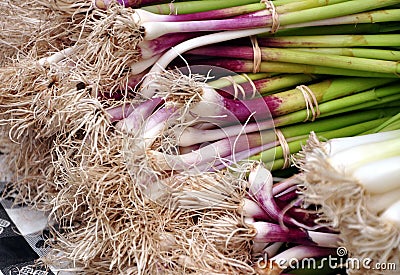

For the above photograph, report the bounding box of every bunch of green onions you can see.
[294,128,400,274]
[132,71,400,173]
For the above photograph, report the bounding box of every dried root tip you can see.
[341,211,400,275]
[292,131,328,170]
[73,3,142,93]
[294,132,363,228]
[197,211,256,255]
[143,68,209,107]
[166,169,247,211]
[172,211,255,274]
[0,133,56,210]
[0,0,86,61]
[43,0,94,15]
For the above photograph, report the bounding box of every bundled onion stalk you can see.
[122,0,400,172]
[41,0,366,94]
[2,0,344,144]
[38,100,260,274]
[293,128,400,275]
[34,0,394,95]
[138,0,400,97]
[171,120,400,273]
[170,161,342,275]
[0,0,187,208]
[182,36,400,78]
[132,67,400,173]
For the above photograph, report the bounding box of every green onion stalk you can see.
[147,110,399,174]
[185,43,400,76]
[183,58,398,78]
[257,33,400,47]
[271,22,400,36]
[135,0,400,97]
[141,73,397,128]
[153,74,395,139]
[275,48,400,61]
[134,66,399,173]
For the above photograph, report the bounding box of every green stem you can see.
[361,112,400,134]
[288,48,400,61]
[208,73,274,89]
[279,0,400,26]
[257,74,320,96]
[275,81,400,126]
[273,22,400,36]
[143,0,258,14]
[280,108,398,139]
[257,47,400,74]
[210,74,320,97]
[250,61,398,78]
[271,77,396,117]
[272,0,304,5]
[367,100,400,109]
[262,108,397,152]
[280,8,400,29]
[196,0,347,13]
[322,90,400,116]
[251,117,392,167]
[377,120,400,132]
[276,0,349,13]
[265,158,286,171]
[259,34,400,48]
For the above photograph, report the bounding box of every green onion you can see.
[295,129,400,274]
